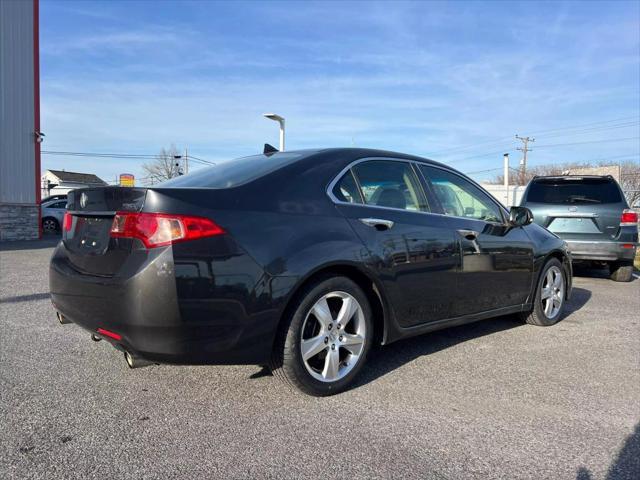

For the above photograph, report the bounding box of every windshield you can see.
[526,177,623,204]
[159,151,315,189]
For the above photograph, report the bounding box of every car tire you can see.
[269,275,373,396]
[609,261,633,282]
[42,217,60,233]
[520,258,567,327]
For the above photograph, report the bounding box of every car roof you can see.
[295,147,449,169]
[532,175,614,180]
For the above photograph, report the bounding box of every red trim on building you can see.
[33,0,41,238]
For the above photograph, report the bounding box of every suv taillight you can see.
[110,212,224,248]
[620,209,638,226]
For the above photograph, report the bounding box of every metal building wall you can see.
[0,0,36,205]
[0,0,40,241]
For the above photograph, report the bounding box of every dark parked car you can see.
[50,148,572,395]
[520,175,638,282]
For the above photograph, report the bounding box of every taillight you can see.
[110,212,224,248]
[63,212,73,232]
[620,209,638,226]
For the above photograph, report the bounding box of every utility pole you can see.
[515,135,534,185]
[184,147,188,174]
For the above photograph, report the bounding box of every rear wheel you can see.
[270,276,373,396]
[609,261,633,282]
[520,258,567,326]
[42,217,59,233]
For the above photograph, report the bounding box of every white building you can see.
[41,170,107,199]
[481,184,527,208]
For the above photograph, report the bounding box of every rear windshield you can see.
[526,177,622,204]
[159,151,312,189]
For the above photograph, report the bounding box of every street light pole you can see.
[503,153,510,206]
[263,113,285,151]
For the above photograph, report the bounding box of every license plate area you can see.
[548,217,600,234]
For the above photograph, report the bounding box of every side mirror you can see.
[509,206,533,226]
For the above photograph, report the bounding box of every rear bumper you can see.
[565,240,637,262]
[49,241,275,365]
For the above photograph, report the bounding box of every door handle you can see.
[457,229,479,241]
[359,218,394,231]
[457,229,481,253]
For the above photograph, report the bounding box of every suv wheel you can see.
[520,258,567,326]
[270,275,373,396]
[609,261,633,282]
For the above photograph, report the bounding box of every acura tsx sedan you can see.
[50,148,572,395]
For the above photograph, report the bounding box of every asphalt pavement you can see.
[1,237,639,479]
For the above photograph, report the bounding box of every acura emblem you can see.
[80,192,88,208]
[568,206,577,212]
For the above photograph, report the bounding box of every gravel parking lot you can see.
[1,238,639,480]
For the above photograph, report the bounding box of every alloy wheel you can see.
[42,219,57,233]
[540,265,564,319]
[300,291,366,383]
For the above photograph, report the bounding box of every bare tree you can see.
[619,161,640,207]
[489,160,640,205]
[142,145,182,183]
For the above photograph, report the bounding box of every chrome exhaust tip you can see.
[57,312,72,325]
[124,351,154,369]
[91,334,102,342]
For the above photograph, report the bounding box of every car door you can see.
[417,164,534,317]
[49,201,68,223]
[330,159,459,327]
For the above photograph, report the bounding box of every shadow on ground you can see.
[572,263,637,282]
[577,421,640,479]
[564,287,592,315]
[354,284,593,388]
[0,235,59,252]
[0,292,51,304]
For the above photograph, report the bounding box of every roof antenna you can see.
[263,143,278,155]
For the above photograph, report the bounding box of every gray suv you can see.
[520,175,637,282]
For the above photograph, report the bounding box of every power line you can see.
[429,116,640,159]
[41,149,217,165]
[534,137,640,148]
[465,166,520,175]
[527,115,640,137]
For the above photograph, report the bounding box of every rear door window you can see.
[351,161,429,212]
[332,170,363,204]
[526,178,622,204]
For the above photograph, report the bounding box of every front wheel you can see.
[520,258,567,326]
[270,276,373,396]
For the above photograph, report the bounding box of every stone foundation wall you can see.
[0,204,40,241]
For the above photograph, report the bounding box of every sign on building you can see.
[119,174,135,187]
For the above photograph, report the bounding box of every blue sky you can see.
[40,0,639,184]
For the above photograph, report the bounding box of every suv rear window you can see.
[526,177,622,204]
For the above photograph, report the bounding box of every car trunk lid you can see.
[63,187,147,276]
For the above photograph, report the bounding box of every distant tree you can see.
[488,160,640,206]
[619,161,640,207]
[142,145,182,183]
